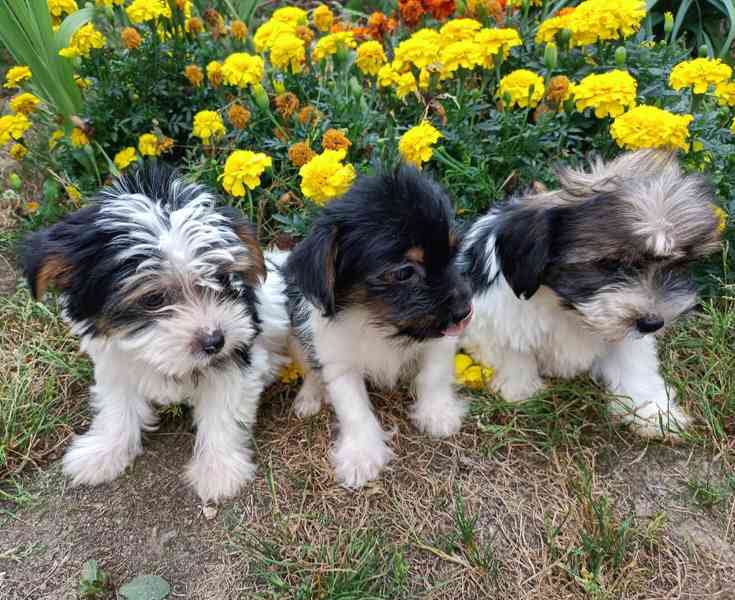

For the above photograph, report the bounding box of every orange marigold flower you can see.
[288,141,316,167]
[425,0,456,21]
[330,20,353,33]
[228,103,251,129]
[298,105,320,126]
[230,19,247,40]
[158,136,175,153]
[274,127,290,142]
[203,8,226,38]
[121,27,142,50]
[184,64,204,87]
[296,25,314,44]
[399,0,425,27]
[557,6,575,16]
[367,12,397,40]
[322,128,351,151]
[188,16,204,33]
[275,92,300,119]
[545,75,572,105]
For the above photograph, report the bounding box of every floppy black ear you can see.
[284,223,339,317]
[495,207,553,300]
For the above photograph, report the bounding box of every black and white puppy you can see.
[459,150,722,437]
[24,166,289,503]
[284,167,473,488]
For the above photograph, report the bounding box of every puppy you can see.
[458,150,722,437]
[23,166,289,503]
[283,167,473,488]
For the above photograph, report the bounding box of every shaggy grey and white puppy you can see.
[459,150,722,437]
[24,166,290,503]
[283,167,473,488]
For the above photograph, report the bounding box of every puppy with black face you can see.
[284,166,473,488]
[24,166,290,503]
[459,150,723,437]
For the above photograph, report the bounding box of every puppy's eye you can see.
[140,293,166,310]
[395,265,416,282]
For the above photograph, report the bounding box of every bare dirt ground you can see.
[1,390,734,600]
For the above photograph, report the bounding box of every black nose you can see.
[451,304,472,324]
[201,330,225,355]
[636,317,664,334]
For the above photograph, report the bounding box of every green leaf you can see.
[42,178,60,203]
[119,575,171,600]
[80,559,99,583]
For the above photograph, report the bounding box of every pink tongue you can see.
[442,321,466,337]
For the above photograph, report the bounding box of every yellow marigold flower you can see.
[70,127,88,146]
[272,6,307,25]
[207,61,223,87]
[278,362,304,384]
[394,71,417,100]
[114,147,138,170]
[9,93,40,115]
[419,68,430,91]
[74,75,90,89]
[230,19,247,40]
[535,11,574,44]
[313,4,333,33]
[439,40,481,80]
[394,29,441,70]
[355,41,386,76]
[473,28,522,67]
[59,23,106,59]
[270,33,306,74]
[222,52,264,88]
[715,81,735,106]
[4,66,32,89]
[126,0,170,23]
[288,142,316,167]
[322,129,351,152]
[610,105,693,151]
[228,103,251,129]
[184,64,204,87]
[439,18,482,44]
[47,0,77,18]
[572,70,637,118]
[275,92,300,119]
[220,150,272,197]
[568,0,645,47]
[545,75,573,105]
[138,132,159,156]
[48,129,64,150]
[498,69,545,109]
[192,110,225,143]
[0,114,31,144]
[66,185,81,204]
[298,105,319,126]
[296,25,314,44]
[253,19,298,52]
[669,58,732,94]
[121,27,143,49]
[10,143,27,160]
[299,149,356,204]
[312,31,356,61]
[377,63,398,88]
[712,205,727,234]
[26,200,40,215]
[399,121,442,168]
[454,353,493,390]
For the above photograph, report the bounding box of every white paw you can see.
[495,374,545,403]
[63,433,141,486]
[293,383,323,418]
[609,391,691,439]
[184,448,256,504]
[331,432,394,489]
[411,394,468,438]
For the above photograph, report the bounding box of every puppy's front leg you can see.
[326,369,394,488]
[185,369,259,503]
[412,337,467,437]
[467,341,544,402]
[593,336,690,438]
[63,379,156,486]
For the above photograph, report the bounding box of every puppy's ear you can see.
[218,207,267,287]
[285,223,338,317]
[495,207,553,300]
[22,227,74,300]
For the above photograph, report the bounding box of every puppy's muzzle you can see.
[636,316,664,334]
[443,305,473,337]
[199,329,226,355]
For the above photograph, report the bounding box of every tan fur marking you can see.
[234,223,266,286]
[35,255,71,298]
[405,246,425,263]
